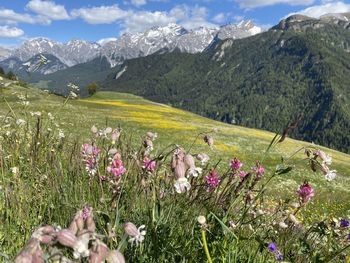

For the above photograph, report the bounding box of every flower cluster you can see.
[107,155,127,178]
[267,243,283,262]
[297,182,314,204]
[81,143,100,176]
[15,208,126,263]
[205,170,221,192]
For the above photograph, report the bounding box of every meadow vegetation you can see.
[0,82,349,262]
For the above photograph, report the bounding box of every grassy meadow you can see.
[0,81,350,262]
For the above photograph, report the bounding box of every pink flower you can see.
[230,158,243,170]
[81,143,100,176]
[206,170,220,191]
[239,171,248,178]
[107,159,127,177]
[297,182,314,203]
[142,157,156,172]
[252,162,265,177]
[82,207,91,220]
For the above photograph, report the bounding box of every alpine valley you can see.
[1,14,350,153]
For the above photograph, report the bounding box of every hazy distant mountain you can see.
[0,21,262,70]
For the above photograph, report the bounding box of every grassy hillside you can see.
[101,23,350,154]
[1,82,350,261]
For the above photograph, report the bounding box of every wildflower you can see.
[297,182,314,204]
[81,143,100,176]
[279,222,288,229]
[142,157,156,173]
[91,125,98,134]
[320,162,336,179]
[268,243,278,253]
[252,161,265,177]
[106,250,125,263]
[230,157,243,170]
[73,230,90,259]
[276,253,283,261]
[239,171,248,178]
[203,135,214,147]
[143,138,153,152]
[205,170,220,191]
[289,214,300,225]
[82,207,91,221]
[48,112,54,120]
[347,233,350,241]
[324,170,337,181]
[10,167,19,175]
[174,177,191,193]
[340,219,349,228]
[124,222,146,246]
[107,159,127,177]
[196,153,210,165]
[315,150,332,165]
[146,131,157,141]
[69,91,78,99]
[30,111,41,117]
[16,119,26,126]
[228,220,237,229]
[197,215,206,225]
[58,129,65,139]
[111,129,121,144]
[185,154,202,177]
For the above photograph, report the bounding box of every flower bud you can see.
[91,125,98,134]
[57,229,77,248]
[123,222,138,237]
[89,241,109,263]
[87,216,96,232]
[279,222,288,229]
[106,250,125,263]
[174,162,186,179]
[197,215,206,225]
[184,154,195,168]
[203,135,214,147]
[38,235,54,244]
[15,251,32,263]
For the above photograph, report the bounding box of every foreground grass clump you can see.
[0,84,349,262]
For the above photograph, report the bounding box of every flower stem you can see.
[201,229,213,263]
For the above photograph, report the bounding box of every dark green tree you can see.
[87,82,99,96]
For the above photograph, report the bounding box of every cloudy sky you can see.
[0,0,350,47]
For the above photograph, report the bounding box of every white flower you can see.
[186,167,202,178]
[16,119,26,126]
[30,111,41,117]
[124,222,146,246]
[58,130,65,139]
[174,177,191,193]
[279,222,288,229]
[325,170,337,181]
[48,112,54,120]
[10,167,19,175]
[196,153,210,165]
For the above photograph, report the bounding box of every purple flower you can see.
[205,170,220,191]
[268,243,278,253]
[340,219,349,227]
[252,161,265,177]
[276,253,283,261]
[297,182,314,204]
[230,158,243,170]
[82,206,91,220]
[347,233,350,241]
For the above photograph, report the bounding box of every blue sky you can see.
[0,0,350,47]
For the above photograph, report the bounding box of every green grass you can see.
[0,83,350,262]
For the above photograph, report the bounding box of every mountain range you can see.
[99,12,350,154]
[0,21,261,75]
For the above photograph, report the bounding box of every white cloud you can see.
[288,1,350,18]
[130,0,147,7]
[97,37,118,45]
[71,5,130,24]
[0,25,24,38]
[235,0,315,9]
[213,12,226,23]
[124,11,176,32]
[169,5,218,29]
[0,8,38,24]
[26,0,70,20]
